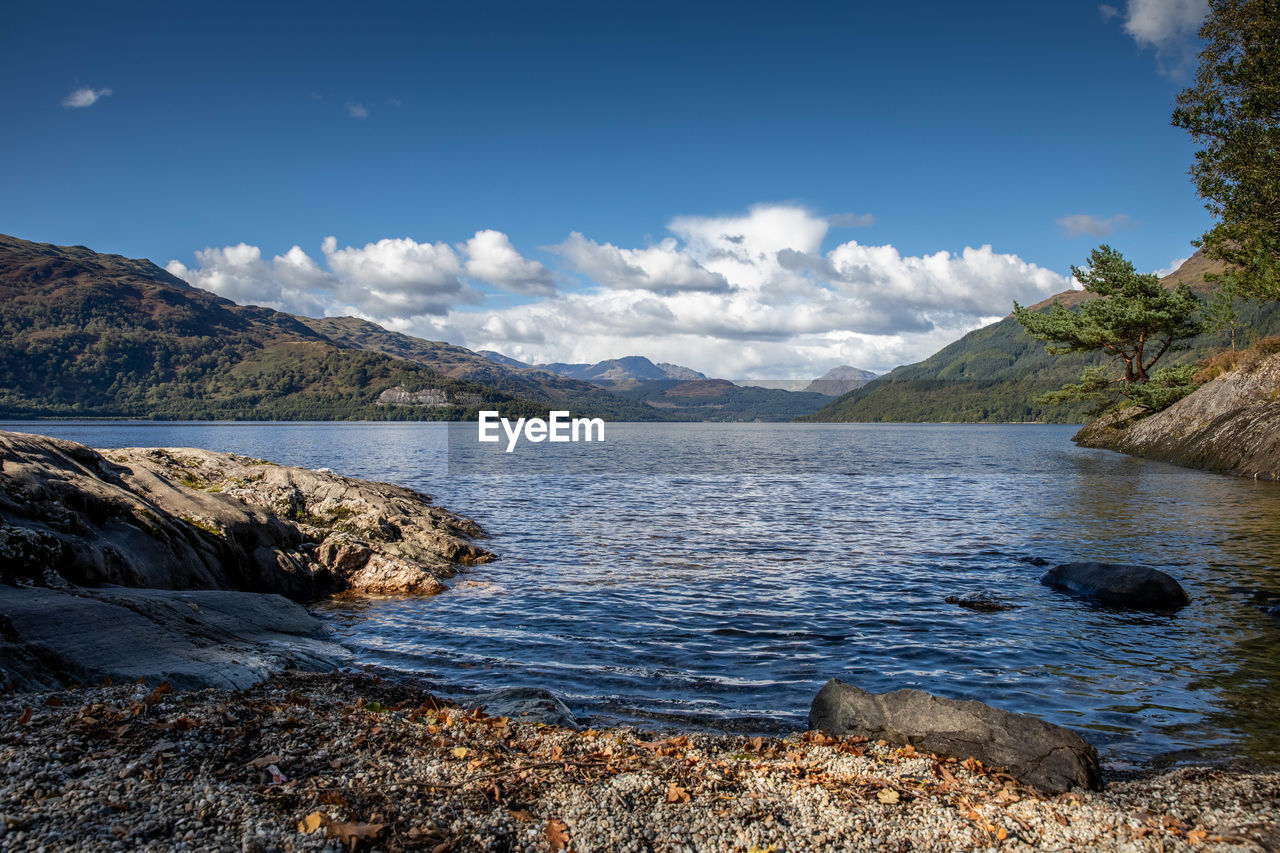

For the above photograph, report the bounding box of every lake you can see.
[8,420,1280,769]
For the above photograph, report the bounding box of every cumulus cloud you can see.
[464,230,556,295]
[61,87,112,108]
[1056,213,1132,238]
[1099,4,1121,19]
[554,233,731,294]
[346,101,369,119]
[442,205,1071,377]
[1154,255,1190,277]
[168,231,548,320]
[1114,0,1207,74]
[169,206,1074,377]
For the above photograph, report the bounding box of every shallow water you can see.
[10,419,1280,767]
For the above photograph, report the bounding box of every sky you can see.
[0,0,1215,377]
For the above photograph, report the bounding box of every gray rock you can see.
[944,590,1015,612]
[1040,562,1190,610]
[0,430,493,600]
[808,678,1101,794]
[470,687,578,727]
[0,584,349,691]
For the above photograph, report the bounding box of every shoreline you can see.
[3,668,1278,852]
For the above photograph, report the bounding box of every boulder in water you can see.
[1040,562,1190,610]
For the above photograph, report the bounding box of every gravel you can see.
[1,671,1276,852]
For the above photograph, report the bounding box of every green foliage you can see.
[1203,283,1244,350]
[1123,364,1202,412]
[1013,245,1203,384]
[1172,0,1280,301]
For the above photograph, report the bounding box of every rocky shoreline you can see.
[1074,348,1280,480]
[3,430,1279,850]
[0,430,492,691]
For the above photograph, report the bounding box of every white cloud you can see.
[169,206,1074,378]
[1099,4,1121,19]
[441,205,1071,377]
[346,101,369,119]
[166,244,335,317]
[463,230,556,295]
[1056,213,1132,238]
[553,232,731,294]
[1115,0,1207,74]
[61,87,112,108]
[828,212,876,228]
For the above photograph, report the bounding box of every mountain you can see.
[478,350,529,369]
[803,252,1280,423]
[803,366,878,396]
[0,234,548,420]
[296,317,667,420]
[613,378,832,421]
[482,353,707,388]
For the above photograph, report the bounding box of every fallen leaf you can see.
[325,820,385,847]
[877,788,900,804]
[451,747,469,759]
[666,782,691,803]
[545,818,570,851]
[248,755,285,770]
[44,696,62,707]
[996,826,1008,841]
[266,764,288,785]
[17,707,31,725]
[1053,812,1069,827]
[932,762,957,785]
[1187,828,1208,845]
[297,812,325,834]
[509,809,534,823]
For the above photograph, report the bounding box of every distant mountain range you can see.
[802,252,1280,423]
[476,353,707,387]
[0,233,864,423]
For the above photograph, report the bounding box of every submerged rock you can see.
[0,430,493,600]
[0,584,348,691]
[470,687,579,727]
[1040,562,1190,610]
[808,678,1101,794]
[944,590,1015,612]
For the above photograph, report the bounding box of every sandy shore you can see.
[1,671,1277,852]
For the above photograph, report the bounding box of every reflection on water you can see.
[8,420,1280,766]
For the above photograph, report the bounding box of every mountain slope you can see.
[803,252,1280,423]
[295,316,667,420]
[0,234,540,420]
[614,379,832,421]
[803,366,878,396]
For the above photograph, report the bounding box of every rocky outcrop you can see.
[0,584,348,691]
[0,430,494,600]
[809,679,1102,794]
[1073,349,1280,480]
[1040,562,1190,610]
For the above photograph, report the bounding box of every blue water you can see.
[8,420,1280,767]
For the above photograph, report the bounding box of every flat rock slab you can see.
[809,678,1101,794]
[470,687,578,727]
[1040,562,1190,610]
[0,584,349,691]
[944,590,1016,612]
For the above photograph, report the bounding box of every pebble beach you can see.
[2,671,1277,852]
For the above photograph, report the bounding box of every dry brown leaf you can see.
[932,761,958,785]
[17,707,31,726]
[666,782,691,804]
[877,789,900,804]
[44,696,62,707]
[451,747,469,759]
[545,818,570,851]
[509,809,534,823]
[1053,812,1069,827]
[297,811,325,834]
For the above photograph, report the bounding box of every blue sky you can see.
[0,0,1214,376]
